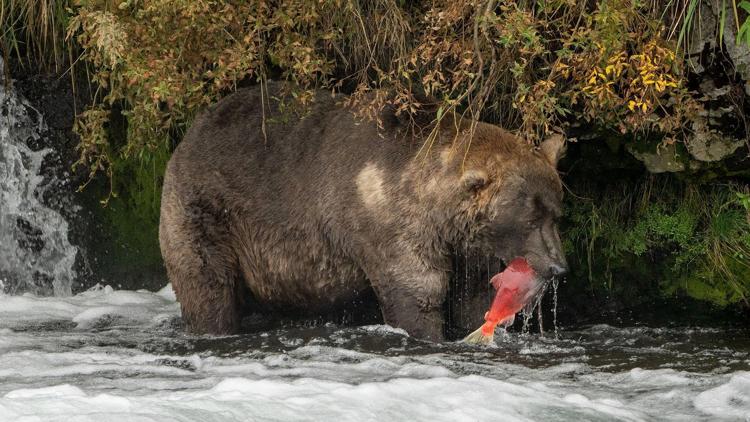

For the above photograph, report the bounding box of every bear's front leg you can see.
[368,255,448,341]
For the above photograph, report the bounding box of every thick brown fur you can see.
[159,82,567,341]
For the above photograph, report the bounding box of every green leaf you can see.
[677,0,700,49]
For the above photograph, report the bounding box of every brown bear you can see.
[159,82,567,341]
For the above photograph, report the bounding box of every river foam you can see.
[0,285,748,421]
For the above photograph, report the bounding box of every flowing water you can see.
[0,285,749,422]
[2,62,750,422]
[0,60,77,297]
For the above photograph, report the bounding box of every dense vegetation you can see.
[2,0,750,315]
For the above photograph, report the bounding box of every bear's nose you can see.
[549,264,567,277]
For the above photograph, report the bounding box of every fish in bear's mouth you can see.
[463,257,547,345]
[494,256,550,307]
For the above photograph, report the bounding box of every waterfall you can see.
[0,59,78,296]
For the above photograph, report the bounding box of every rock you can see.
[698,79,731,101]
[686,119,745,162]
[687,1,718,73]
[695,0,750,86]
[627,142,686,173]
[680,2,750,165]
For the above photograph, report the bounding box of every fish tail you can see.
[462,326,494,345]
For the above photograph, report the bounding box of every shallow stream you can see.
[0,285,748,421]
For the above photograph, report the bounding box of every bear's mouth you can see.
[445,252,549,339]
[489,257,549,316]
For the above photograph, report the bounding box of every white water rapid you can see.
[0,59,77,296]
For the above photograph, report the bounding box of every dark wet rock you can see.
[9,59,167,294]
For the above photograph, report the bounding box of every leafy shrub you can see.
[65,0,720,184]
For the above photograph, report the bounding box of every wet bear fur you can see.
[159,82,567,341]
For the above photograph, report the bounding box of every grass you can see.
[563,178,750,307]
[0,0,73,73]
[672,0,750,51]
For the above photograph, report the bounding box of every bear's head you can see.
[435,122,568,281]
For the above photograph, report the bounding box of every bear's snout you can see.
[548,262,568,277]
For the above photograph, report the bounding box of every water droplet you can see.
[552,277,560,339]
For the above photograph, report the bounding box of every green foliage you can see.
[677,0,750,49]
[104,139,170,267]
[739,1,750,46]
[737,191,750,210]
[620,205,699,258]
[676,0,700,49]
[563,180,750,307]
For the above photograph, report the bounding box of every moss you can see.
[70,144,168,291]
[674,267,748,307]
[562,178,750,310]
[105,141,170,267]
[71,108,169,291]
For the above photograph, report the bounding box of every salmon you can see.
[463,257,541,345]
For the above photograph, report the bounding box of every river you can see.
[0,284,748,421]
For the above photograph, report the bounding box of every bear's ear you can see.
[460,169,489,193]
[539,133,566,167]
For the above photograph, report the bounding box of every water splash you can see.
[0,60,77,296]
[537,304,544,335]
[519,280,553,336]
[520,293,539,334]
[552,278,560,338]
